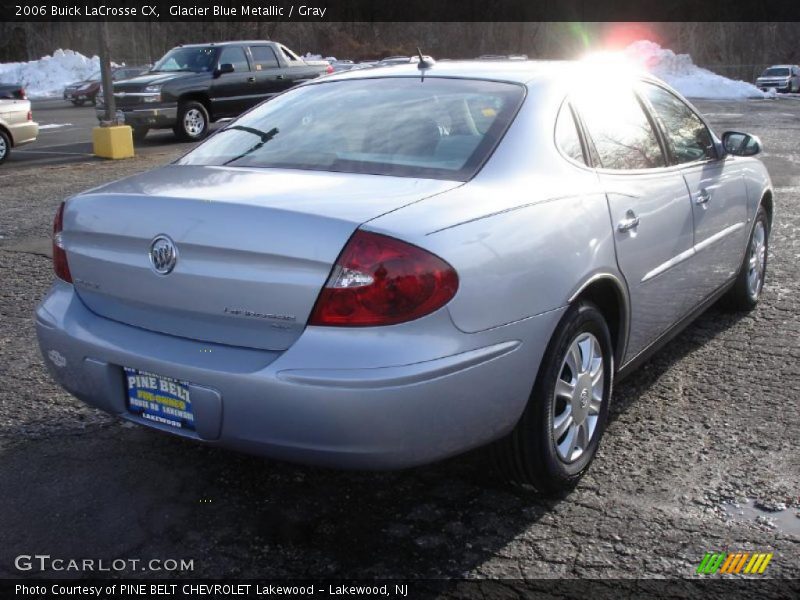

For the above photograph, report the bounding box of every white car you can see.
[0,97,38,164]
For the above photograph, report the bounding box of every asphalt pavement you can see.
[0,98,798,588]
[6,99,214,168]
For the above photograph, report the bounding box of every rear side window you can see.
[555,103,585,164]
[250,46,279,70]
[575,87,665,170]
[280,45,301,63]
[219,46,250,72]
[642,83,716,164]
[179,78,525,181]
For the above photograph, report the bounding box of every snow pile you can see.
[625,41,774,100]
[0,49,103,99]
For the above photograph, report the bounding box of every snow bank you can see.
[625,41,774,100]
[0,49,103,99]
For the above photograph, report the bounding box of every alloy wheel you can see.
[183,108,206,137]
[552,332,604,463]
[747,220,767,300]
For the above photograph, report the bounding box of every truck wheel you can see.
[0,130,10,164]
[131,126,150,142]
[174,101,209,142]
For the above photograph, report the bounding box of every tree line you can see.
[0,22,796,82]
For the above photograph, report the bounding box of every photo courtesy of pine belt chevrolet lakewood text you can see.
[36,59,772,494]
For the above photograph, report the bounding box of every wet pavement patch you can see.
[723,499,800,536]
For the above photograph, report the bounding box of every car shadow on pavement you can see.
[0,306,749,579]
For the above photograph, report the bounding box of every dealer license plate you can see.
[124,367,195,430]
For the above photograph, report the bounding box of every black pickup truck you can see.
[97,41,332,141]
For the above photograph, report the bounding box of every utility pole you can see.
[92,20,133,160]
[97,21,116,122]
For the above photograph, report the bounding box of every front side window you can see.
[642,83,716,164]
[574,87,664,170]
[218,46,250,72]
[178,77,525,181]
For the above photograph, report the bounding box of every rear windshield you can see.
[178,77,525,180]
[763,67,790,77]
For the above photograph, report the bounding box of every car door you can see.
[210,45,256,117]
[573,85,696,361]
[248,45,292,100]
[640,82,748,305]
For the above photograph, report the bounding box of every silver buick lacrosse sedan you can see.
[36,60,772,494]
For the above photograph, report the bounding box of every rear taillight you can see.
[309,230,458,327]
[326,64,334,74]
[53,202,72,283]
[27,110,32,121]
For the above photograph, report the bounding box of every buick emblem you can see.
[149,235,178,274]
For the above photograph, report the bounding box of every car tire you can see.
[132,126,150,142]
[0,129,10,164]
[174,101,210,142]
[723,205,769,311]
[71,99,85,107]
[493,300,613,496]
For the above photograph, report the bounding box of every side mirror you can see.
[722,131,762,157]
[214,63,235,78]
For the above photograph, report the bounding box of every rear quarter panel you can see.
[366,82,622,333]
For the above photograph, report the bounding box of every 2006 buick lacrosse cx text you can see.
[36,58,772,494]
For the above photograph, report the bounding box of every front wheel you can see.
[174,101,210,142]
[724,205,769,311]
[494,301,613,496]
[71,99,85,107]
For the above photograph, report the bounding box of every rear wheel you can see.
[0,129,10,164]
[724,205,769,310]
[494,301,613,496]
[174,100,209,142]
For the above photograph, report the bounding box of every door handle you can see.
[695,188,711,204]
[276,74,285,80]
[617,210,640,232]
[247,76,256,83]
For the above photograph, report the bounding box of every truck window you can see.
[279,45,301,63]
[250,46,280,70]
[219,46,250,72]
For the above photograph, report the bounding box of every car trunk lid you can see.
[63,165,460,351]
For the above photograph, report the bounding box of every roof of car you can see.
[324,60,585,85]
[176,40,273,48]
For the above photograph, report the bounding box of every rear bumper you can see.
[64,90,95,101]
[96,104,178,128]
[8,121,38,146]
[35,280,560,469]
